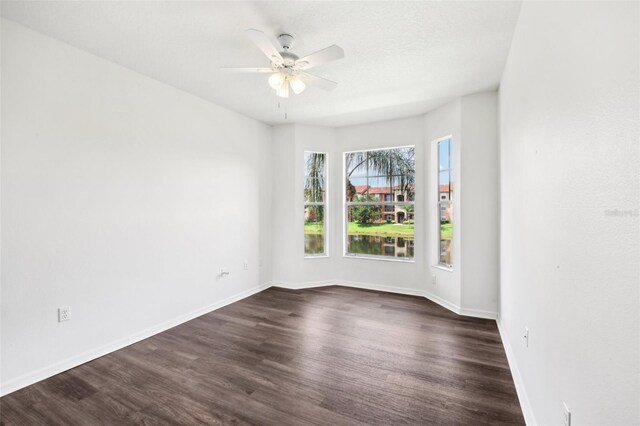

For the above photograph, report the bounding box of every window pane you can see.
[304,205,325,255]
[304,152,326,179]
[439,171,451,199]
[304,152,326,203]
[437,139,453,267]
[404,187,415,202]
[304,178,325,202]
[305,152,326,257]
[345,152,369,201]
[346,204,414,259]
[439,201,453,265]
[345,148,415,202]
[439,139,450,171]
[439,216,453,265]
[345,147,415,260]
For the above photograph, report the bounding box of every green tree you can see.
[351,195,381,224]
[305,205,324,224]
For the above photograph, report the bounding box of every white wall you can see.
[423,93,500,318]
[270,124,336,285]
[1,19,273,394]
[460,92,500,315]
[499,2,639,424]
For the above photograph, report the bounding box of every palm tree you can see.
[304,152,326,202]
[345,148,415,201]
[303,148,415,206]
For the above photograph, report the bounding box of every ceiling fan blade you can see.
[220,67,274,73]
[296,45,344,70]
[299,72,338,91]
[246,29,283,64]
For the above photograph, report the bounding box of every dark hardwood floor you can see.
[0,286,524,425]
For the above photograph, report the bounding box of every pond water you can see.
[305,234,414,259]
[304,234,325,255]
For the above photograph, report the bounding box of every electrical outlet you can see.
[431,275,437,285]
[563,402,571,426]
[243,260,248,270]
[524,327,529,347]
[58,307,70,322]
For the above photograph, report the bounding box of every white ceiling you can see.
[1,1,522,127]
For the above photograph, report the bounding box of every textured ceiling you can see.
[1,1,522,127]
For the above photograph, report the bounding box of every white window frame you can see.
[304,151,328,258]
[342,145,416,262]
[436,137,453,269]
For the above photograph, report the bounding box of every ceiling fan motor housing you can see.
[277,33,295,50]
[280,51,299,68]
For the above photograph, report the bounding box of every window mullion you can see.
[346,201,415,206]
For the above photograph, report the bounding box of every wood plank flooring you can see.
[0,286,524,425]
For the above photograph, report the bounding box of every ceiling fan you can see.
[221,29,344,98]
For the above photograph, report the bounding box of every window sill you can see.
[304,255,329,259]
[432,264,453,272]
[343,254,415,263]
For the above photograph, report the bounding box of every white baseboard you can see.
[496,317,536,425]
[422,289,464,315]
[458,307,499,320]
[273,280,497,320]
[271,279,338,290]
[0,282,272,397]
[338,280,427,298]
[422,290,497,320]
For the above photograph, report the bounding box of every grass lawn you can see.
[305,221,451,239]
[348,222,414,237]
[441,223,452,239]
[304,223,324,235]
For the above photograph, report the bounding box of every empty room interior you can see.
[0,1,638,425]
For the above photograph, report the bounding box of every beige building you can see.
[354,185,414,224]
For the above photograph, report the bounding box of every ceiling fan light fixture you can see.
[268,72,285,90]
[289,76,306,95]
[275,80,290,98]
